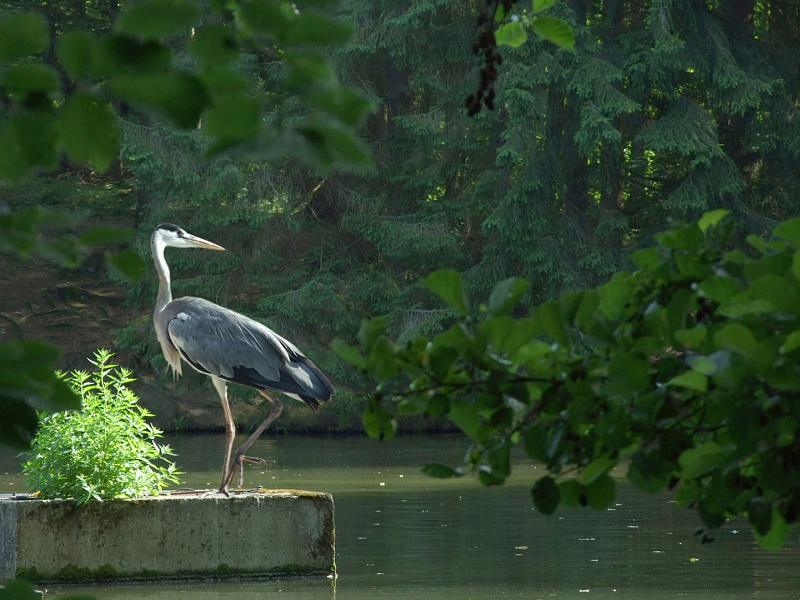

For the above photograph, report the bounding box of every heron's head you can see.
[152,223,226,251]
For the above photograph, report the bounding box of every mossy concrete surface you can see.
[0,490,335,582]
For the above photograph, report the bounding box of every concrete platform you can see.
[0,490,335,583]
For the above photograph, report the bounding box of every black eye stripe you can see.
[155,222,181,233]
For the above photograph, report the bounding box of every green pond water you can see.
[2,434,799,599]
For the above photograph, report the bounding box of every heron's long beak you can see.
[184,233,226,251]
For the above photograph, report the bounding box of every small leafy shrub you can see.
[23,349,180,503]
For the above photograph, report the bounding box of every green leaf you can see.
[686,355,716,376]
[285,14,352,45]
[57,31,96,80]
[667,370,708,392]
[116,0,201,39]
[330,338,365,369]
[598,272,633,320]
[698,209,730,233]
[772,218,800,245]
[793,250,800,284]
[367,337,397,379]
[780,331,800,355]
[57,93,120,171]
[488,277,531,315]
[627,456,669,493]
[675,326,707,349]
[308,87,372,127]
[713,323,757,357]
[533,0,557,12]
[679,442,729,479]
[747,497,773,536]
[579,456,615,485]
[424,269,469,315]
[362,404,396,441]
[239,0,293,36]
[0,112,58,180]
[531,16,575,49]
[0,577,46,599]
[496,21,528,48]
[558,480,583,507]
[755,508,791,549]
[2,63,59,95]
[95,35,171,76]
[79,226,134,246]
[0,12,48,61]
[531,300,568,346]
[109,72,210,128]
[106,250,145,281]
[358,316,387,352]
[0,398,38,449]
[205,95,261,149]
[448,401,481,441]
[422,463,460,478]
[586,473,615,510]
[297,123,372,168]
[698,276,741,303]
[189,25,239,66]
[531,475,560,514]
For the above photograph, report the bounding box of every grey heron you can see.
[151,223,334,494]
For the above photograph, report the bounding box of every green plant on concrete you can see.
[23,349,179,504]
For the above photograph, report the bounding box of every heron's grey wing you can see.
[165,298,333,409]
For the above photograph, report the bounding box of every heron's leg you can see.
[223,391,283,490]
[212,376,236,495]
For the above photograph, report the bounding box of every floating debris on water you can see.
[514,545,528,550]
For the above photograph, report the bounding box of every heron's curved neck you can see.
[152,235,172,312]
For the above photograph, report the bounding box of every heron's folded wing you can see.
[166,301,284,385]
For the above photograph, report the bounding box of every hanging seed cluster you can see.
[466,0,518,117]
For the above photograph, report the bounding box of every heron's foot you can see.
[223,453,267,490]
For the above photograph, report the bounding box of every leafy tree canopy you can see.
[339,211,800,549]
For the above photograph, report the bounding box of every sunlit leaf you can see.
[531,16,574,49]
[667,370,708,392]
[679,442,729,479]
[533,0,557,12]
[496,21,527,48]
[698,209,730,233]
[755,508,790,549]
[579,456,615,485]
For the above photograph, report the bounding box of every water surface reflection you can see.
[2,434,797,599]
